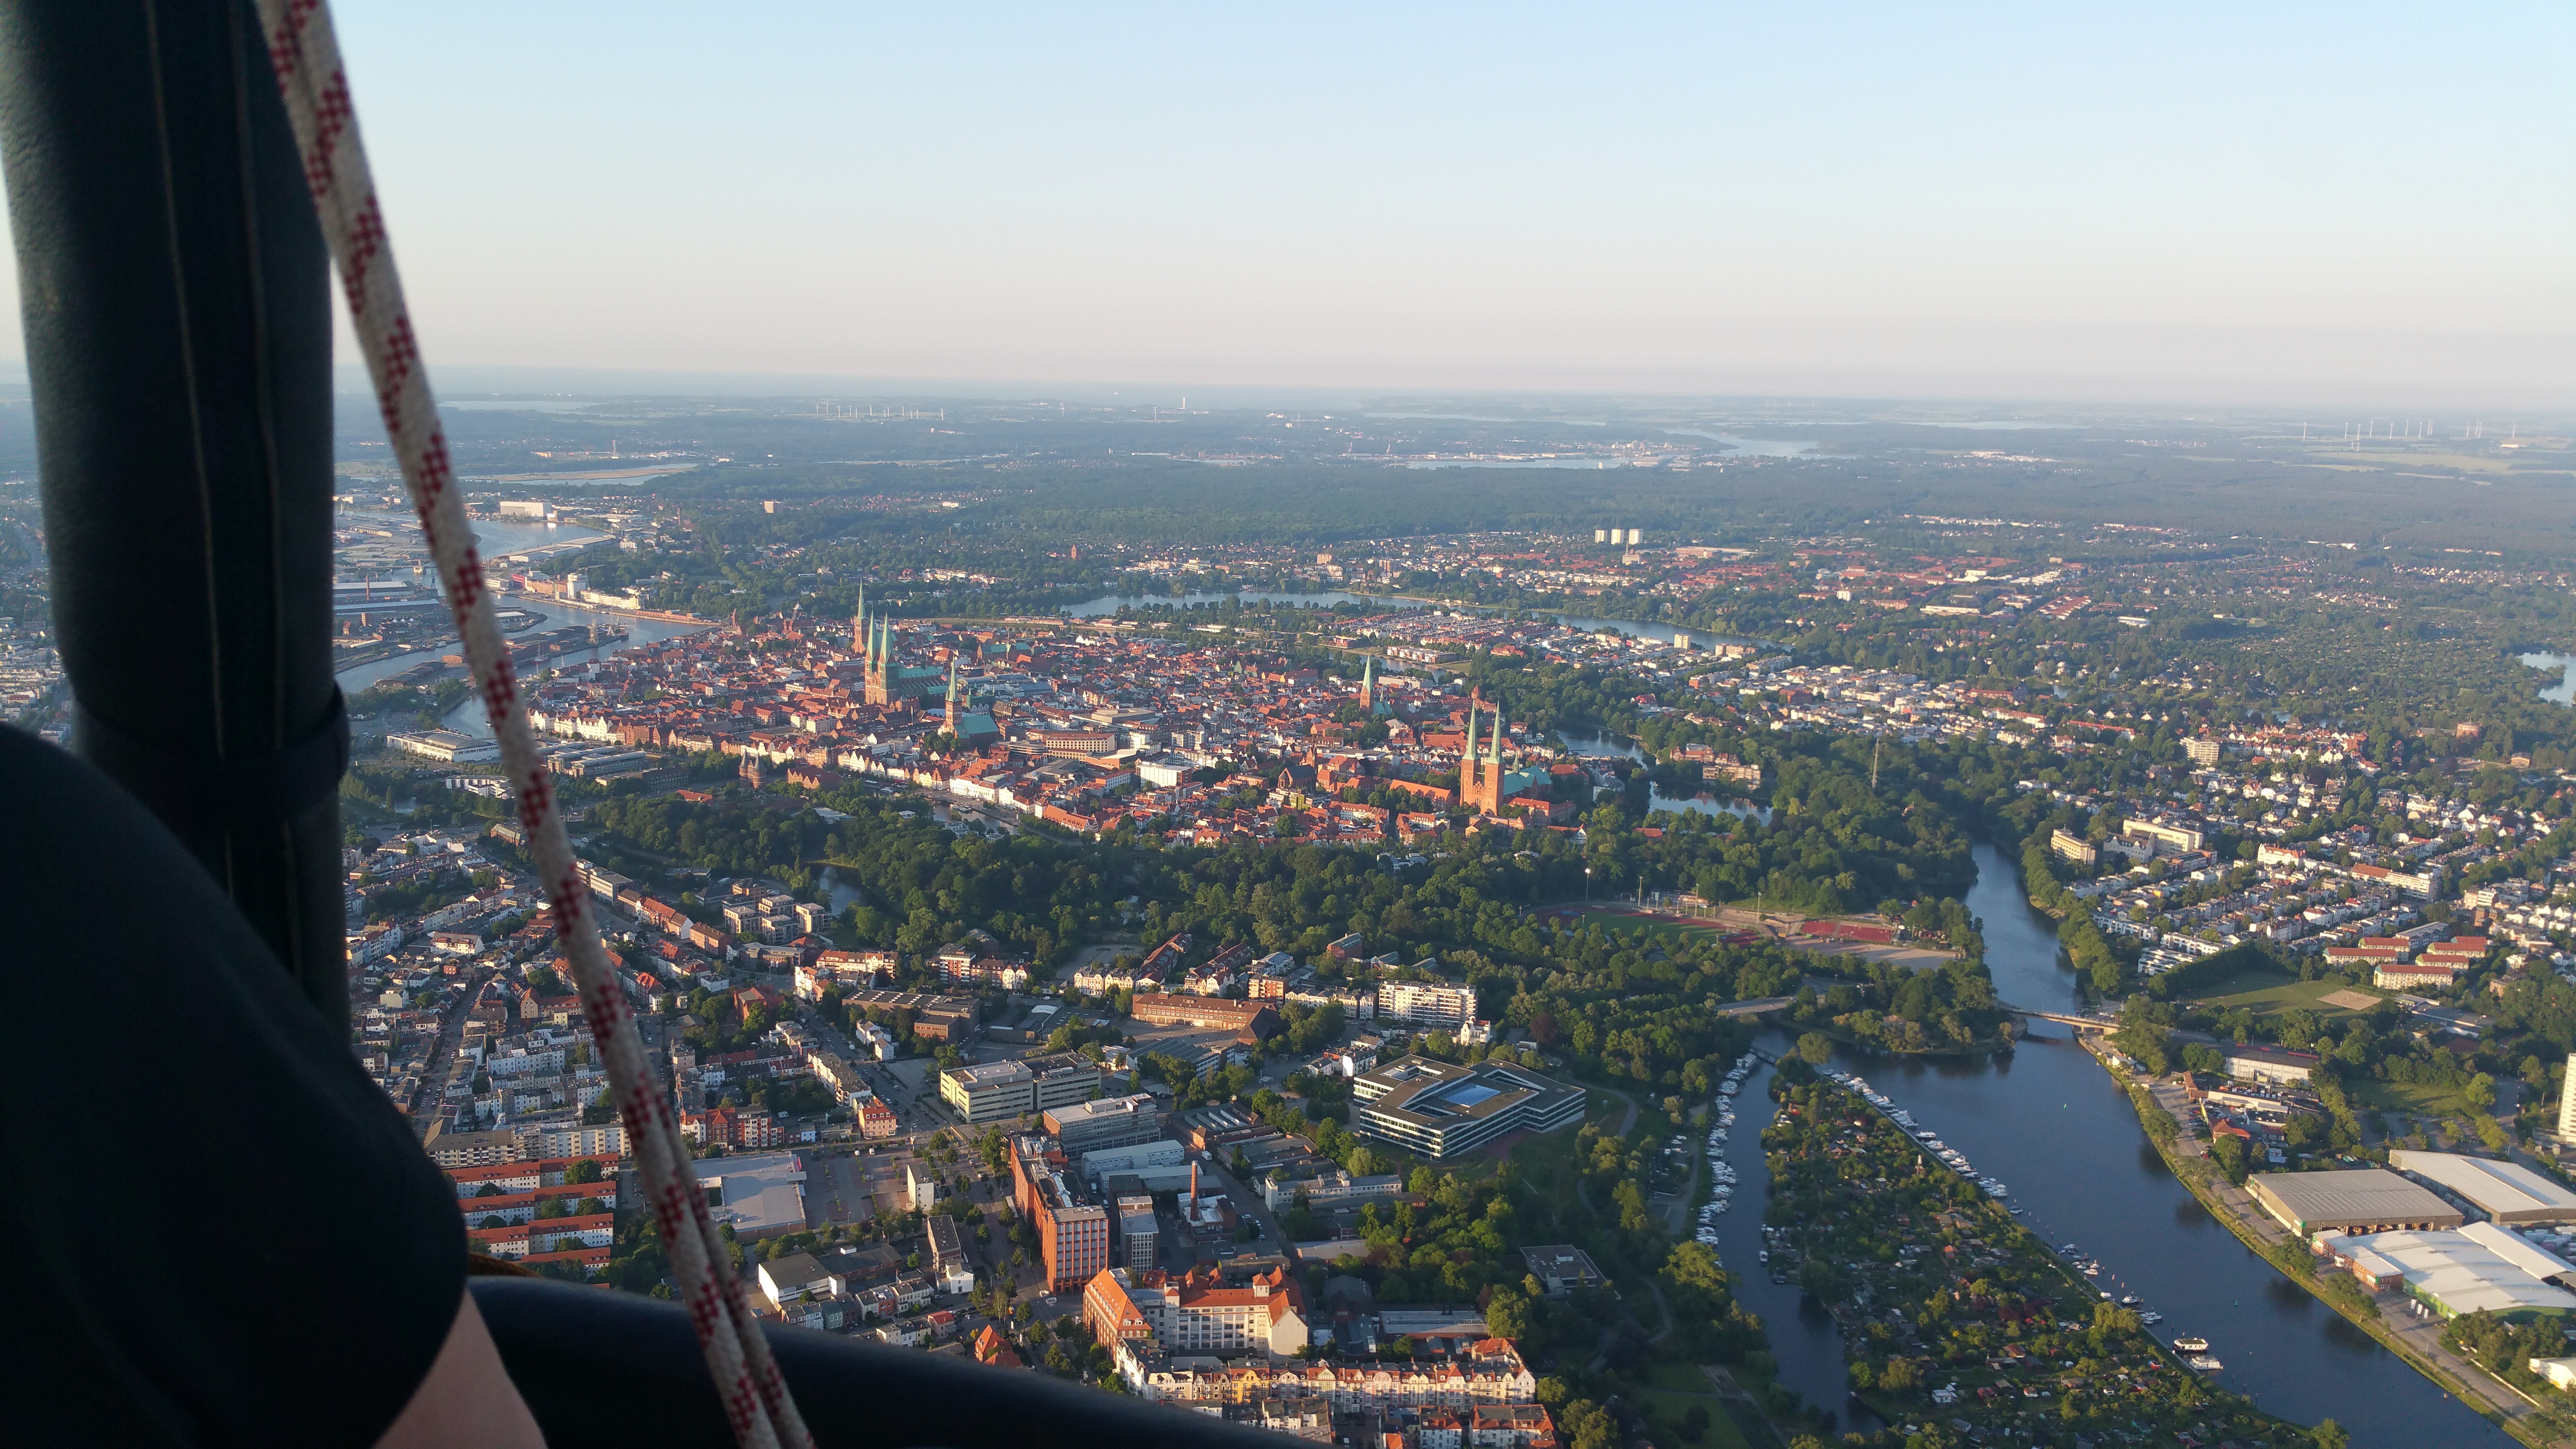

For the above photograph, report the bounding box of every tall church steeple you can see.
[1463,692,1508,816]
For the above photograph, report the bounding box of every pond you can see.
[2520,651,2576,707]
[1552,729,1771,822]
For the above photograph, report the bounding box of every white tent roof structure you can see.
[2391,1150,2576,1224]
[2327,1223,2576,1318]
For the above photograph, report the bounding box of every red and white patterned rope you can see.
[253,5,809,1445]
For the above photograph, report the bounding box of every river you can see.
[335,510,712,724]
[1063,589,1764,654]
[1708,843,2514,1446]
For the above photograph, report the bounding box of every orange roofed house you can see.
[1084,1262,1310,1358]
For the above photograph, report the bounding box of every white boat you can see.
[2186,1354,2223,1372]
[2140,1312,2163,1325]
[2172,1336,2207,1352]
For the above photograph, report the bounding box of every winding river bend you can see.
[1705,843,2514,1447]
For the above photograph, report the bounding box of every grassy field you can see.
[2302,449,2544,475]
[2355,1078,2477,1119]
[2189,975,2392,1017]
[1631,1384,1756,1449]
[1552,906,1741,947]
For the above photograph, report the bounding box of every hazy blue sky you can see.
[11,2,2570,406]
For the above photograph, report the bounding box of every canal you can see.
[1707,842,2515,1446]
[335,511,712,723]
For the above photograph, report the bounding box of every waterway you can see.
[1709,843,2513,1446]
[1062,588,1766,654]
[335,511,711,721]
[1404,458,1641,470]
[2521,651,2576,707]
[1064,589,1396,616]
[1552,728,1771,824]
[1658,429,1823,458]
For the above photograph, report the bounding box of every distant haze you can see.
[1,3,2566,409]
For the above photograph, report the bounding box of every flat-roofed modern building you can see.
[1374,979,1476,1030]
[698,1151,809,1243]
[388,729,500,764]
[1010,1134,1111,1292]
[2122,819,2205,855]
[1116,1194,1159,1270]
[2222,1045,2319,1085]
[1351,1056,1581,1160]
[940,1060,1037,1124]
[2560,1053,2576,1144]
[1127,992,1278,1038]
[2320,1222,2576,1321]
[2248,1167,2464,1238]
[939,1052,1102,1124]
[2390,1151,2576,1225]
[1522,1244,1607,1296]
[1080,1139,1191,1188]
[1045,1093,1166,1155]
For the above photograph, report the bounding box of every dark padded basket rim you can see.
[471,1276,1290,1449]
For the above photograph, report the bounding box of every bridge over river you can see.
[1999,1001,2115,1030]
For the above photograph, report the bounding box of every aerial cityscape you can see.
[1,4,2569,1449]
[15,392,2576,1448]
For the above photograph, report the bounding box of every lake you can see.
[1709,844,2514,1446]
[1551,613,1764,651]
[1659,429,1823,458]
[1551,729,1771,822]
[1404,458,1640,470]
[2521,651,2576,706]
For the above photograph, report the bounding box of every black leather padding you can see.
[0,0,349,1029]
[74,685,351,826]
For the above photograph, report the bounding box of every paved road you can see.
[1594,1084,1641,1137]
[407,963,497,1129]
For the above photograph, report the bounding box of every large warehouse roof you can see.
[2327,1223,2576,1320]
[2248,1167,2463,1234]
[2390,1151,2576,1224]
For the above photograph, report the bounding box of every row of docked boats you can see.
[1819,1067,2013,1202]
[1692,1051,1762,1247]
